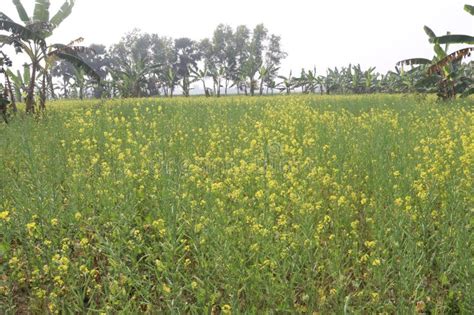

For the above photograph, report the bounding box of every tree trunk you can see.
[25,63,37,113]
[249,77,255,96]
[202,80,208,97]
[5,73,17,113]
[40,70,47,110]
[48,74,56,100]
[63,80,67,99]
[79,85,84,100]
[184,76,190,97]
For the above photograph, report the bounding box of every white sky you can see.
[2,0,473,74]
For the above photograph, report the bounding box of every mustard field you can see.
[0,95,473,313]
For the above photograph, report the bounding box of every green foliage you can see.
[0,0,97,112]
[49,0,75,31]
[12,0,30,24]
[432,34,474,45]
[0,95,472,313]
[465,4,474,15]
[33,0,51,24]
[49,51,100,82]
[399,4,474,100]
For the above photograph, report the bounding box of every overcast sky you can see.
[2,0,473,74]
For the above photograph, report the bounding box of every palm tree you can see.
[0,0,99,112]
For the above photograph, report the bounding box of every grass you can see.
[0,94,473,313]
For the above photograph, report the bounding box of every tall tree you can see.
[232,25,250,95]
[151,35,177,97]
[244,24,267,96]
[260,34,286,95]
[174,37,200,97]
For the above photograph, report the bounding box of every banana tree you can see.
[295,67,320,94]
[325,68,343,94]
[179,64,199,97]
[191,66,211,97]
[5,63,29,101]
[307,68,318,93]
[1,50,16,119]
[363,66,379,93]
[109,59,160,98]
[425,5,474,98]
[258,64,278,95]
[277,71,296,95]
[0,0,99,112]
[229,71,248,95]
[398,4,474,99]
[209,65,225,97]
[429,5,474,46]
[160,66,179,97]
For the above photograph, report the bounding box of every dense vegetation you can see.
[0,1,473,313]
[1,95,473,313]
[0,1,473,115]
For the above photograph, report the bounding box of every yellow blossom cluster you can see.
[0,95,472,313]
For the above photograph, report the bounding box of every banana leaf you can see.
[33,0,50,23]
[49,51,100,81]
[424,26,436,39]
[428,47,474,75]
[50,0,74,30]
[50,44,96,55]
[431,35,474,45]
[396,58,431,67]
[0,15,43,41]
[12,0,30,24]
[464,4,474,16]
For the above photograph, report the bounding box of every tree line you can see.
[1,0,473,115]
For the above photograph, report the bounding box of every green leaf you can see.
[464,4,474,15]
[0,242,10,257]
[33,0,51,23]
[0,35,36,61]
[396,58,431,67]
[23,63,30,84]
[50,0,74,30]
[6,69,20,86]
[0,16,43,41]
[49,51,100,81]
[434,44,447,59]
[12,0,30,24]
[461,86,474,97]
[432,34,474,45]
[0,12,15,22]
[424,25,436,39]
